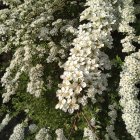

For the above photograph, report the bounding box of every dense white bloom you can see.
[1,48,24,103]
[0,0,140,139]
[0,0,77,104]
[118,0,139,52]
[0,24,8,36]
[121,35,136,52]
[106,103,118,140]
[35,128,52,140]
[9,123,25,140]
[27,64,44,97]
[118,0,135,33]
[2,0,22,8]
[119,50,140,139]
[46,19,77,64]
[0,0,65,54]
[0,114,11,132]
[56,0,116,113]
[83,127,96,140]
[1,44,47,102]
[46,42,59,63]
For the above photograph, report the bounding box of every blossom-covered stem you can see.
[82,112,99,140]
[0,114,11,132]
[118,0,139,52]
[82,112,95,131]
[56,0,116,113]
[27,64,44,97]
[106,103,118,140]
[83,127,97,140]
[119,50,140,139]
[9,123,25,140]
[1,48,24,103]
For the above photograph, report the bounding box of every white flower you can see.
[9,123,25,140]
[27,64,44,97]
[78,95,88,106]
[67,98,79,114]
[1,48,24,103]
[83,127,96,140]
[118,0,139,53]
[119,51,140,139]
[0,114,11,132]
[56,0,116,113]
[55,99,67,110]
[106,103,118,140]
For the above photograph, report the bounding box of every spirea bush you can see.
[0,0,140,139]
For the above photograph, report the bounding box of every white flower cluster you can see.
[83,127,96,140]
[35,128,52,140]
[0,24,7,36]
[27,64,44,97]
[56,0,116,113]
[46,19,77,64]
[0,0,65,54]
[0,114,11,132]
[1,46,46,103]
[46,42,59,63]
[119,50,140,139]
[35,128,67,140]
[1,47,25,103]
[9,123,25,140]
[118,0,139,52]
[55,129,67,140]
[2,0,22,8]
[0,0,78,103]
[1,0,140,138]
[119,0,135,33]
[106,103,118,140]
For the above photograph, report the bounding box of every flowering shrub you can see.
[0,0,140,139]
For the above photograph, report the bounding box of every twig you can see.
[81,112,95,130]
[68,113,79,140]
[81,112,100,140]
